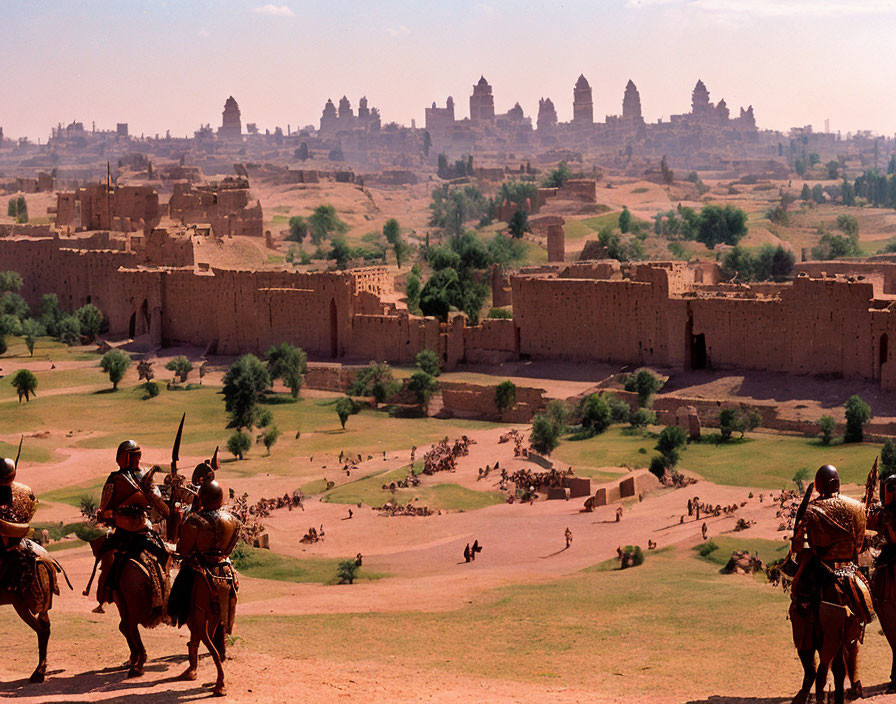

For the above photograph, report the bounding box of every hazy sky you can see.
[2,0,895,140]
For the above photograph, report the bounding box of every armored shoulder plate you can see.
[0,481,38,538]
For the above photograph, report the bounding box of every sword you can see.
[211,445,219,472]
[165,413,186,542]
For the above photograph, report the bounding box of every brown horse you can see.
[109,554,171,678]
[177,570,228,696]
[0,541,68,683]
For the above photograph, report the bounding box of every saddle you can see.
[1,539,63,614]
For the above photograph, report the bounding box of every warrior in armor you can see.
[168,480,240,696]
[91,440,170,611]
[867,472,896,691]
[790,465,873,704]
[0,455,67,682]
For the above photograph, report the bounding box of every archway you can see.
[128,312,136,339]
[329,298,338,358]
[140,299,150,336]
[880,333,889,380]
[690,333,708,370]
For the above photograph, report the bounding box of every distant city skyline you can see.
[2,0,895,140]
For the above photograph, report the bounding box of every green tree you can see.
[415,348,440,377]
[408,370,438,409]
[580,394,612,435]
[309,204,348,245]
[337,558,359,584]
[266,342,307,398]
[351,362,400,406]
[836,214,859,238]
[288,216,308,243]
[11,369,37,402]
[39,293,64,337]
[542,161,572,188]
[165,355,193,384]
[21,318,43,356]
[605,394,631,423]
[693,205,748,249]
[0,271,23,294]
[655,426,687,466]
[405,266,422,310]
[223,354,272,429]
[100,349,131,390]
[507,209,530,238]
[818,415,836,445]
[624,369,663,407]
[718,408,746,441]
[881,440,896,478]
[844,394,871,443]
[57,316,81,346]
[335,396,359,429]
[629,407,656,428]
[660,155,674,185]
[262,425,281,456]
[618,206,632,234]
[826,160,840,179]
[530,412,563,455]
[75,304,103,343]
[800,184,811,201]
[328,237,352,269]
[227,430,251,460]
[494,380,517,415]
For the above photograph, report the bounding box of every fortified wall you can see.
[3,233,896,391]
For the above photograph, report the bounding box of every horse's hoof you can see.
[127,667,144,678]
[178,668,198,681]
[29,670,46,684]
[846,682,863,700]
[791,690,809,704]
[213,685,226,697]
[887,682,896,694]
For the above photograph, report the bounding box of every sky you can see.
[2,0,895,140]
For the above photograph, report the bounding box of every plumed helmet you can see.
[198,480,224,511]
[814,464,840,497]
[883,473,896,506]
[191,461,215,486]
[0,458,16,486]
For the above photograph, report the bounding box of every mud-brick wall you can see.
[463,318,517,364]
[511,274,683,366]
[439,381,547,422]
[348,314,440,365]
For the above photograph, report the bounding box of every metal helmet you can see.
[814,464,840,497]
[198,480,224,511]
[191,461,215,487]
[0,458,16,486]
[116,440,141,468]
[884,474,896,507]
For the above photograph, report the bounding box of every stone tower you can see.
[622,80,642,122]
[469,76,495,123]
[573,75,593,125]
[338,96,353,119]
[320,99,338,132]
[691,80,711,117]
[537,98,557,131]
[219,96,241,139]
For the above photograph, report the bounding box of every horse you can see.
[0,541,70,683]
[103,550,171,678]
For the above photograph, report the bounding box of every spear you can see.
[14,435,23,468]
[165,413,186,542]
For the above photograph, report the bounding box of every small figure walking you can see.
[564,527,573,549]
[615,506,623,522]
[701,522,708,540]
[463,543,471,563]
[471,539,482,560]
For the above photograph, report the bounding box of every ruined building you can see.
[572,75,593,126]
[218,97,242,140]
[622,80,643,123]
[469,76,495,124]
[537,98,558,131]
[319,96,381,134]
[425,97,455,132]
[167,177,263,238]
[54,183,160,234]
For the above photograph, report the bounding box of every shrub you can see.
[100,349,131,390]
[73,522,104,542]
[11,369,37,402]
[697,540,718,557]
[487,307,513,319]
[530,412,563,455]
[605,394,631,423]
[648,455,668,479]
[620,545,644,568]
[656,425,687,466]
[882,440,896,479]
[408,370,438,407]
[337,558,359,584]
[494,380,517,415]
[718,408,745,441]
[818,415,836,445]
[351,362,400,406]
[415,349,440,377]
[142,380,160,399]
[227,430,251,460]
[629,407,657,428]
[335,396,360,429]
[165,355,193,384]
[263,425,281,456]
[624,369,663,407]
[580,394,612,435]
[844,395,871,443]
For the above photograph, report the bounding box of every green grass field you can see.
[553,425,882,489]
[695,536,789,567]
[234,547,387,584]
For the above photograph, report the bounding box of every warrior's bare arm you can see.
[142,467,170,517]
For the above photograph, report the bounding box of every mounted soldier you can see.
[168,480,241,696]
[0,445,69,682]
[789,465,873,704]
[868,470,896,692]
